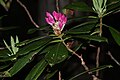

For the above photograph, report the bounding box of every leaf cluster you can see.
[0,0,120,80]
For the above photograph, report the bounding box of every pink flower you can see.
[45,11,67,31]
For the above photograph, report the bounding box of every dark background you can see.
[0,0,120,80]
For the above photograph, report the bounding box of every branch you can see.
[96,17,103,76]
[59,36,99,80]
[107,51,120,66]
[59,71,61,80]
[96,47,100,76]
[16,0,39,28]
[56,0,59,12]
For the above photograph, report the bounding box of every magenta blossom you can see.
[45,11,67,32]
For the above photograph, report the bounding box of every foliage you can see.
[0,0,120,80]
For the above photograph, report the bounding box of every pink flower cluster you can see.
[45,11,67,33]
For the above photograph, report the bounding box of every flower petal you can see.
[61,15,67,24]
[52,11,59,20]
[58,21,63,31]
[46,12,55,25]
[45,11,67,32]
[46,12,53,18]
[60,24,65,31]
[45,17,53,26]
[62,15,67,24]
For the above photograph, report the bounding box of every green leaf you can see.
[11,36,16,54]
[50,38,62,43]
[63,2,93,12]
[15,36,19,53]
[66,16,98,25]
[104,0,120,16]
[109,26,120,46]
[0,49,10,58]
[27,25,49,34]
[0,71,11,77]
[44,70,58,79]
[0,26,19,31]
[7,49,40,77]
[73,35,108,42]
[0,64,10,70]
[0,55,16,62]
[45,43,69,66]
[25,59,48,80]
[69,65,112,80]
[27,28,39,34]
[16,36,47,46]
[107,0,119,4]
[98,0,103,8]
[0,15,7,20]
[66,21,97,34]
[0,0,6,9]
[92,0,99,11]
[3,36,19,56]
[0,0,12,11]
[17,37,52,56]
[107,0,120,11]
[3,39,13,54]
[16,36,19,43]
[92,0,107,17]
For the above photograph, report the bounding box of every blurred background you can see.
[0,0,120,80]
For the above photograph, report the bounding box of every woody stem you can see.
[59,36,99,80]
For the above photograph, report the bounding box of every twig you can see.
[56,0,59,12]
[107,51,120,66]
[96,17,103,77]
[59,36,99,80]
[99,17,102,36]
[16,0,39,28]
[59,71,61,80]
[96,47,100,76]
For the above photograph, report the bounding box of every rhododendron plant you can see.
[0,0,120,80]
[45,11,67,35]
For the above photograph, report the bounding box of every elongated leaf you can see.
[27,28,40,34]
[44,70,58,79]
[11,36,15,54]
[0,64,10,70]
[17,37,52,56]
[104,1,120,16]
[0,15,7,20]
[3,39,13,54]
[45,43,69,66]
[107,0,119,4]
[98,0,103,8]
[63,2,93,12]
[104,7,120,17]
[66,16,98,25]
[107,0,120,11]
[6,49,41,77]
[25,59,48,80]
[27,24,49,34]
[69,65,112,80]
[0,27,18,31]
[0,0,12,11]
[0,49,10,58]
[109,26,120,46]
[50,38,63,43]
[66,21,97,34]
[0,55,16,62]
[15,36,19,53]
[16,36,47,46]
[73,35,108,42]
[0,0,6,9]
[93,0,99,11]
[0,71,11,77]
